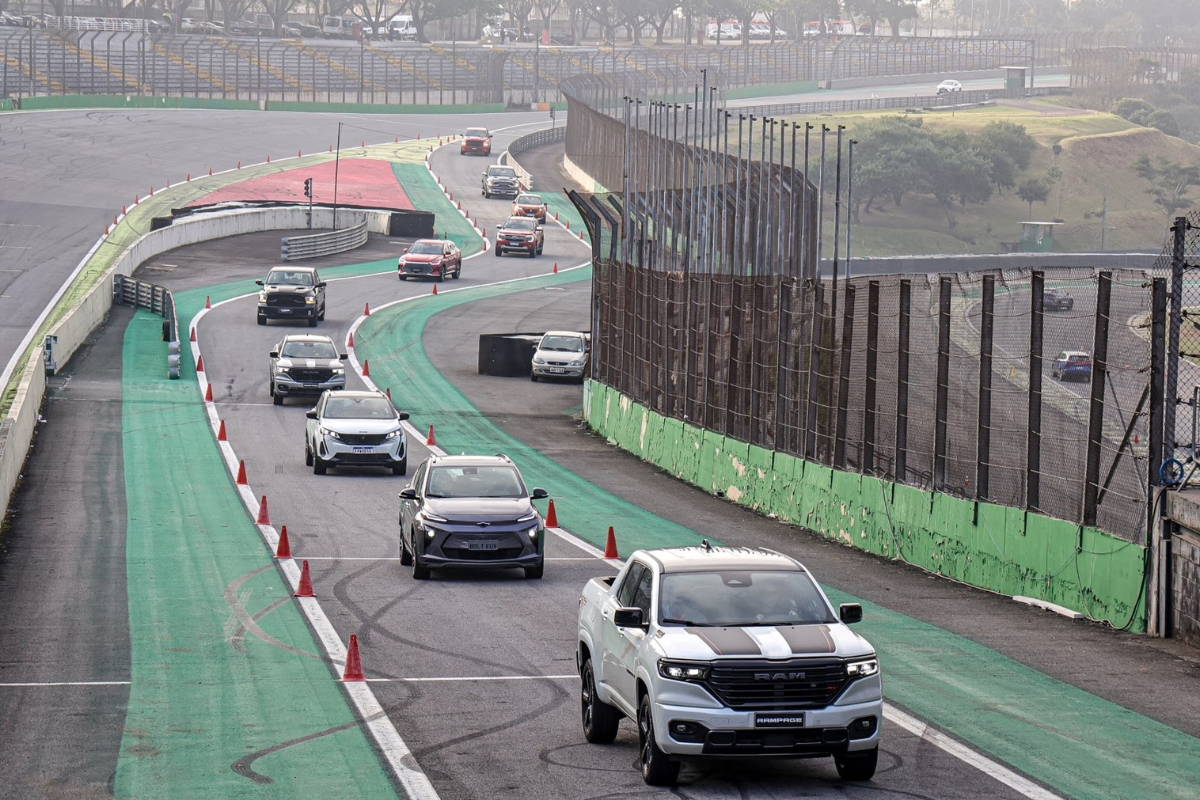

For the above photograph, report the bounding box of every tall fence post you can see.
[1149,277,1167,636]
[895,279,911,482]
[977,274,995,500]
[833,284,855,469]
[863,280,880,474]
[1027,271,1044,511]
[1083,270,1112,526]
[804,282,824,461]
[933,276,952,489]
[1165,217,1188,461]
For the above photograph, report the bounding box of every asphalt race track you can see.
[2,105,1200,800]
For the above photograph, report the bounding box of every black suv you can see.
[399,454,549,580]
[256,266,326,326]
[1043,287,1074,311]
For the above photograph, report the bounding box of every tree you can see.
[403,0,476,42]
[976,120,1036,171]
[350,0,391,35]
[927,130,993,228]
[1134,154,1200,218]
[263,0,299,34]
[218,0,250,28]
[1016,178,1050,218]
[876,0,919,37]
[845,116,938,217]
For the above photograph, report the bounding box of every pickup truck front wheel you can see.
[638,693,680,785]
[580,659,620,744]
[835,746,878,781]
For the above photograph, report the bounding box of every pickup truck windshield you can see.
[266,271,314,287]
[660,571,835,626]
[489,167,517,178]
[282,341,338,359]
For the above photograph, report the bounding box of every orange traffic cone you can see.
[298,149,302,158]
[256,495,270,525]
[295,560,315,597]
[545,499,558,528]
[266,154,271,163]
[204,295,211,309]
[604,526,619,559]
[149,186,154,196]
[426,425,437,446]
[236,460,248,485]
[386,387,392,400]
[347,331,355,347]
[342,634,364,681]
[431,284,438,296]
[189,327,196,342]
[552,262,558,274]
[208,167,212,176]
[363,302,371,317]
[276,525,291,558]
[166,179,170,188]
[237,161,241,169]
[362,360,370,377]
[186,173,190,181]
[134,194,139,204]
[217,420,227,441]
[204,383,214,402]
[554,211,559,221]
[196,355,205,372]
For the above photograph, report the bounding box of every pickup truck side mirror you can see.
[397,411,410,421]
[531,487,549,500]
[613,607,645,629]
[536,226,543,232]
[317,282,327,288]
[339,352,348,360]
[255,279,264,286]
[305,409,318,419]
[839,603,863,624]
[269,351,279,358]
[399,487,417,500]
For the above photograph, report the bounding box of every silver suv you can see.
[304,390,409,475]
[269,334,347,405]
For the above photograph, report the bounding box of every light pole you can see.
[333,122,342,230]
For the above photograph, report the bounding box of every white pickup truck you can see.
[576,544,882,785]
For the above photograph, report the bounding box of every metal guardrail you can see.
[503,126,566,191]
[281,219,368,260]
[112,273,180,378]
[741,86,1064,117]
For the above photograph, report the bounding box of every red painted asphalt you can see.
[186,159,412,209]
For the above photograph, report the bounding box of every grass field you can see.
[773,98,1200,256]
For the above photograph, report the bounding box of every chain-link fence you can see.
[1071,47,1200,90]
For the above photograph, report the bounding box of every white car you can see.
[305,390,410,475]
[531,331,589,383]
[577,545,882,785]
[936,79,963,95]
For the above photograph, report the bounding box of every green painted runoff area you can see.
[355,266,1200,800]
[117,305,398,798]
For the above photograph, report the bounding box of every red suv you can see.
[398,239,462,281]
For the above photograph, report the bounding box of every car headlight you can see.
[332,367,345,375]
[517,511,538,523]
[430,259,442,266]
[568,358,585,366]
[274,366,289,374]
[658,660,710,681]
[258,291,268,302]
[305,295,316,304]
[417,511,448,525]
[384,428,403,440]
[846,658,879,678]
[318,427,341,440]
[533,357,546,365]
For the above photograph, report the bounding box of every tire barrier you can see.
[112,274,181,378]
[477,332,543,377]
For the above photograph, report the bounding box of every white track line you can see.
[368,675,576,684]
[0,681,131,687]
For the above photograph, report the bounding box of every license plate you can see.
[352,446,373,453]
[468,541,498,551]
[550,368,566,374]
[755,712,805,728]
[279,308,292,314]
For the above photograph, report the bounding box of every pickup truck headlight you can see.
[332,367,345,375]
[305,295,316,305]
[258,291,268,302]
[658,660,710,682]
[846,658,878,678]
[274,366,290,374]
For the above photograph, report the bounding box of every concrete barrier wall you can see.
[584,380,1148,630]
[1,204,390,515]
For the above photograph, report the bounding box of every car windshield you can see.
[465,128,488,137]
[426,466,525,498]
[659,570,835,627]
[1068,354,1090,362]
[266,270,314,287]
[409,242,443,254]
[517,195,542,205]
[282,340,338,359]
[490,167,517,178]
[505,218,536,230]
[323,396,396,419]
[540,335,584,352]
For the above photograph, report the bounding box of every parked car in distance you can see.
[305,390,409,475]
[398,238,462,281]
[398,454,549,580]
[531,331,588,383]
[577,544,881,785]
[1043,287,1075,311]
[198,20,225,34]
[269,333,346,405]
[936,79,963,94]
[1053,350,1092,381]
[461,127,492,156]
[256,266,326,326]
[482,165,521,198]
[511,193,548,222]
[495,216,544,257]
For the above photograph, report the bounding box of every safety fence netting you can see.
[588,261,1155,545]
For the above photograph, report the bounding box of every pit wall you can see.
[584,380,1148,631]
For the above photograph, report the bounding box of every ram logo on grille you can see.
[755,671,806,681]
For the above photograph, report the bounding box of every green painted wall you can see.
[17,95,259,110]
[0,98,13,111]
[723,80,820,100]
[585,381,1147,630]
